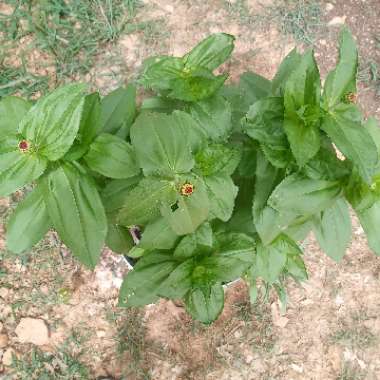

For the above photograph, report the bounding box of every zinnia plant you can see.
[1,30,379,324]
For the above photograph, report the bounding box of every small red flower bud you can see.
[180,183,194,196]
[345,92,357,104]
[18,140,30,152]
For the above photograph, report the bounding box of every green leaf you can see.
[106,223,134,254]
[140,56,184,92]
[183,33,235,71]
[283,50,321,166]
[252,150,282,218]
[323,28,358,109]
[64,93,102,161]
[244,97,285,145]
[42,163,107,269]
[141,96,184,114]
[139,217,179,250]
[253,235,300,284]
[220,72,271,132]
[0,96,31,136]
[204,174,238,222]
[170,69,227,102]
[161,176,209,235]
[101,85,136,138]
[6,185,51,254]
[271,48,302,96]
[174,222,213,260]
[255,206,298,245]
[185,283,224,324]
[188,94,232,142]
[357,200,380,255]
[321,104,378,183]
[283,116,320,167]
[172,110,208,153]
[84,133,140,179]
[285,253,308,281]
[313,198,351,261]
[268,174,341,216]
[364,117,380,174]
[194,143,241,176]
[140,57,227,102]
[225,178,256,236]
[157,259,194,299]
[239,72,271,103]
[303,138,351,180]
[19,84,86,161]
[101,176,141,217]
[119,252,178,307]
[0,136,48,197]
[130,112,194,177]
[243,97,290,168]
[117,177,177,226]
[201,232,255,283]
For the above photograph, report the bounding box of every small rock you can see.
[96,330,106,338]
[319,39,327,46]
[0,288,9,299]
[2,348,16,366]
[291,363,304,373]
[15,318,49,346]
[328,16,347,26]
[325,3,334,11]
[0,334,8,348]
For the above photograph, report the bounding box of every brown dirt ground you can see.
[1,0,380,379]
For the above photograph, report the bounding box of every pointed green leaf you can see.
[42,163,107,269]
[130,112,194,177]
[194,143,241,176]
[101,85,136,138]
[254,235,301,284]
[0,136,47,196]
[119,252,178,307]
[189,94,232,142]
[357,200,380,255]
[271,48,302,96]
[313,198,351,261]
[201,233,255,283]
[64,93,102,161]
[204,174,238,222]
[185,283,224,324]
[6,186,51,254]
[84,133,140,179]
[106,223,134,254]
[139,217,179,250]
[321,104,378,183]
[117,177,177,226]
[323,28,358,109]
[283,50,321,166]
[268,174,341,215]
[101,176,141,216]
[157,259,195,299]
[183,33,235,71]
[0,96,31,136]
[243,97,287,147]
[19,84,86,161]
[174,222,213,260]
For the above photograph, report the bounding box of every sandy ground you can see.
[1,0,380,379]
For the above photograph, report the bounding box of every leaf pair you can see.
[140,33,235,102]
[119,229,255,324]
